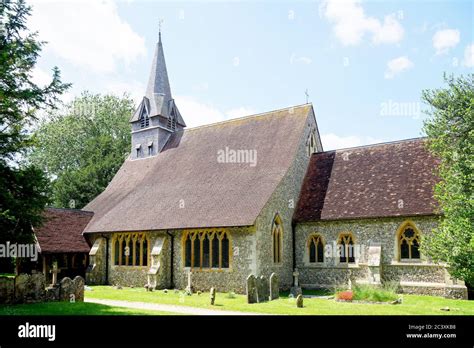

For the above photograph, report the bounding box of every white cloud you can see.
[105,80,145,105]
[174,96,258,128]
[28,0,146,73]
[320,0,404,46]
[432,29,460,55]
[384,56,413,79]
[174,96,225,128]
[463,43,474,67]
[226,107,257,119]
[31,66,52,87]
[321,133,384,150]
[290,54,312,65]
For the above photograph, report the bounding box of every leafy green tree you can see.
[30,92,133,209]
[421,74,474,287]
[0,0,69,269]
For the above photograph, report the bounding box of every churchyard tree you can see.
[0,0,69,270]
[421,74,474,288]
[30,92,133,209]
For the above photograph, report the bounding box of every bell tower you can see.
[130,32,185,159]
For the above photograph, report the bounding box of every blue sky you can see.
[29,0,473,150]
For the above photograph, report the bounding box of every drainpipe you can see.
[101,234,109,285]
[166,231,174,289]
[291,221,296,283]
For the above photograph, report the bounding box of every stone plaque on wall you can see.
[367,243,382,266]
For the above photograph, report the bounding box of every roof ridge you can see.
[184,103,312,132]
[46,207,94,215]
[314,136,427,154]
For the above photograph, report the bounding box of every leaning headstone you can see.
[269,273,279,300]
[296,294,304,308]
[72,276,85,302]
[59,277,74,302]
[246,275,257,304]
[210,287,216,305]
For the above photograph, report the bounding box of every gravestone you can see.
[14,274,30,303]
[185,271,193,294]
[296,294,303,308]
[290,268,302,297]
[256,275,268,303]
[73,276,85,302]
[30,273,46,302]
[210,287,216,305]
[59,277,74,302]
[269,273,279,300]
[246,275,258,304]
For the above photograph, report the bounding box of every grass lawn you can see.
[85,286,474,315]
[0,302,178,315]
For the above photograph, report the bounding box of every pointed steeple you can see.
[129,32,186,159]
[130,32,185,127]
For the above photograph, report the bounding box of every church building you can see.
[82,33,467,299]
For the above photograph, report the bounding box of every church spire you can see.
[129,30,185,159]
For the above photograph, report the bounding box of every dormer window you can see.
[147,141,153,156]
[135,143,142,158]
[140,109,150,128]
[167,108,176,131]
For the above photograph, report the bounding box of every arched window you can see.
[202,234,210,268]
[167,108,177,130]
[121,237,128,265]
[140,108,150,128]
[142,238,149,266]
[338,233,355,263]
[113,233,149,267]
[211,234,219,268]
[398,222,421,260]
[114,239,119,266]
[307,130,317,156]
[192,234,201,268]
[183,230,230,270]
[308,234,324,263]
[272,214,283,263]
[134,238,140,266]
[185,233,192,267]
[221,233,229,268]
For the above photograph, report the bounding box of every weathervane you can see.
[305,89,309,104]
[158,18,164,38]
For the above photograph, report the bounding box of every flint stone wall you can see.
[295,216,468,299]
[0,274,84,304]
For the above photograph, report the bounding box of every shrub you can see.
[335,290,353,301]
[352,284,398,302]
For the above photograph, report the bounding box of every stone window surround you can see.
[336,232,357,265]
[306,233,325,264]
[272,213,283,264]
[111,232,150,267]
[181,229,232,272]
[395,220,422,262]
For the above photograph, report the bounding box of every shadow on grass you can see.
[0,302,158,316]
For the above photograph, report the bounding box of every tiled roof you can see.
[34,208,93,253]
[294,138,440,222]
[84,104,313,233]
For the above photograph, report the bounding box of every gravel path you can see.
[86,298,265,316]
